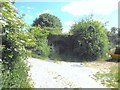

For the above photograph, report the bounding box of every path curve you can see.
[27,58,108,88]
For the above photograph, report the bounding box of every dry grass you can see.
[83,61,118,70]
[82,61,119,88]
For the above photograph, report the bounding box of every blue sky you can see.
[15,0,119,33]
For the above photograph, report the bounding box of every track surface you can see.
[27,58,107,88]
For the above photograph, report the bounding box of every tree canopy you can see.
[32,13,62,32]
[107,27,119,49]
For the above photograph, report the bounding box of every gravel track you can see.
[27,58,108,88]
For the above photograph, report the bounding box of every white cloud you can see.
[62,20,75,33]
[64,21,75,27]
[36,9,52,17]
[62,27,70,33]
[61,0,119,16]
[20,6,33,13]
[26,14,33,19]
[26,7,34,13]
[21,6,33,10]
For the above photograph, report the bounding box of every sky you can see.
[15,0,119,33]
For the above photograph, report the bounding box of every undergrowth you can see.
[2,59,33,88]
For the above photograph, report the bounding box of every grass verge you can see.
[83,61,119,88]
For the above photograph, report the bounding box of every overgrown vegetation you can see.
[107,27,119,49]
[28,26,50,59]
[30,13,63,59]
[1,2,33,88]
[2,59,32,88]
[0,1,119,89]
[70,18,109,61]
[48,18,109,61]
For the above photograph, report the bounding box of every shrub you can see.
[2,29,33,88]
[2,59,32,88]
[29,26,50,59]
[70,18,109,61]
[1,2,32,88]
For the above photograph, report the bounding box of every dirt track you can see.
[27,58,108,88]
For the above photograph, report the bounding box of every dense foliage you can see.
[107,27,119,49]
[48,18,109,61]
[69,18,109,60]
[29,26,50,59]
[30,14,63,59]
[32,13,62,33]
[1,2,32,88]
[0,1,118,89]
